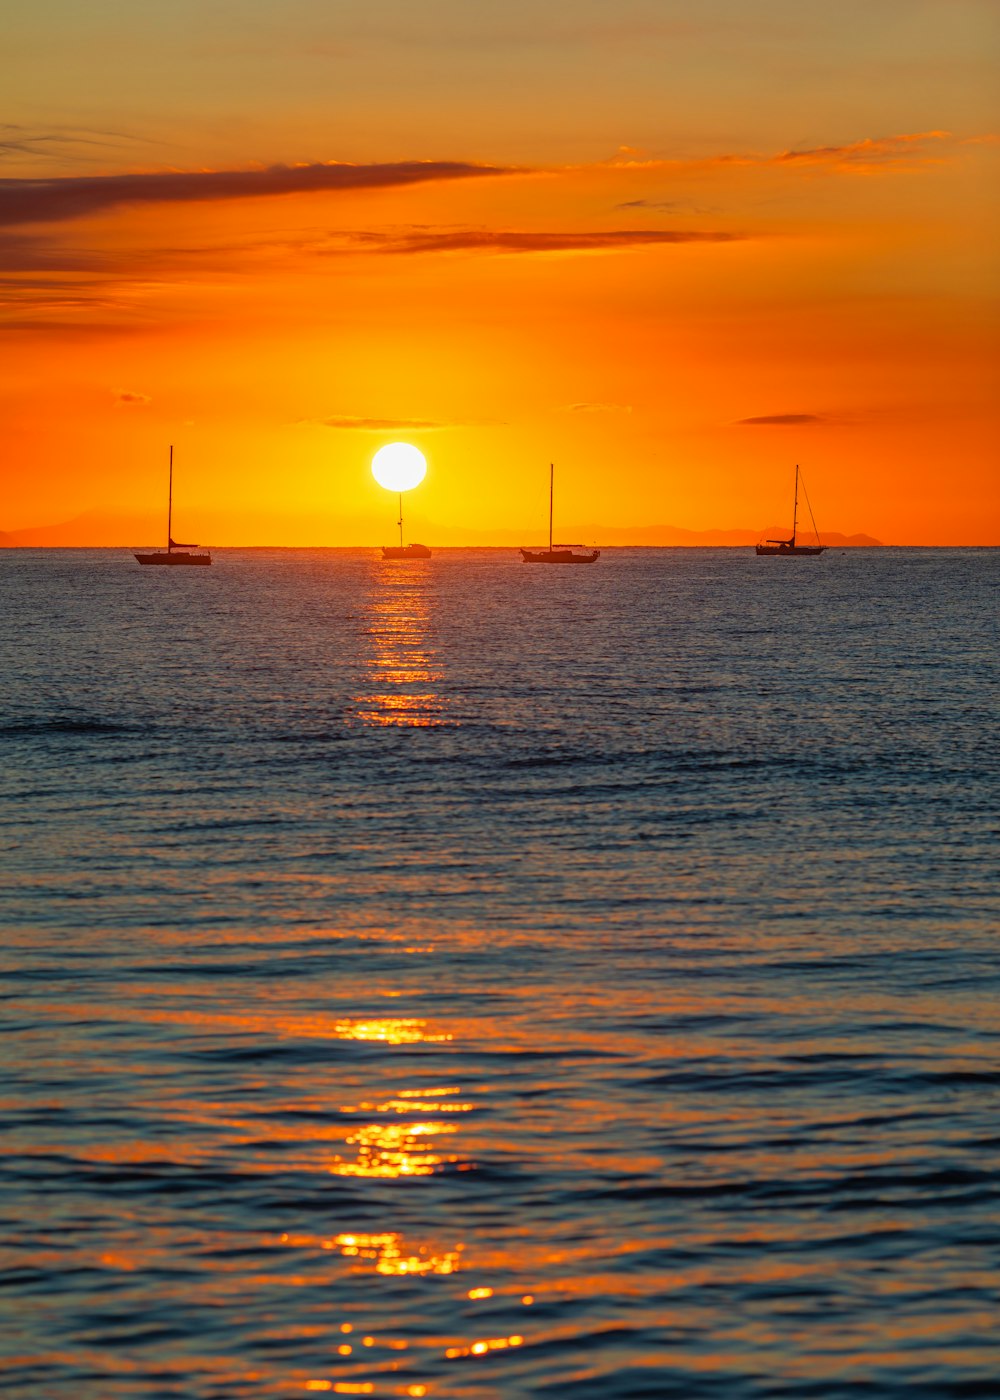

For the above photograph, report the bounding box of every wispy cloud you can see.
[0,318,145,336]
[615,198,722,214]
[0,123,158,167]
[338,227,745,255]
[317,416,448,430]
[307,414,503,431]
[0,277,123,313]
[115,389,150,406]
[563,402,633,414]
[737,413,828,426]
[609,130,958,176]
[773,131,952,170]
[0,231,108,272]
[0,159,514,227]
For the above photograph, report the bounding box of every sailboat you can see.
[520,463,600,564]
[382,491,431,560]
[755,465,825,557]
[134,446,211,566]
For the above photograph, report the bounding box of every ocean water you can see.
[1,546,997,1399]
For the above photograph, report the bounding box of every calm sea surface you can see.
[1,547,997,1398]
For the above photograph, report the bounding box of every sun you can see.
[371,442,427,493]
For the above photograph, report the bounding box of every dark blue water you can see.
[2,547,997,1397]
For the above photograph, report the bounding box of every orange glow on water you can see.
[23,998,454,1050]
[354,570,447,728]
[330,1119,461,1179]
[445,1335,524,1359]
[332,1019,451,1045]
[10,903,999,1395]
[332,1234,463,1278]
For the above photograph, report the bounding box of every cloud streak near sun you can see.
[337,228,746,255]
[738,413,829,426]
[318,416,451,430]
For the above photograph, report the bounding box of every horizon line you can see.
[7,542,1000,551]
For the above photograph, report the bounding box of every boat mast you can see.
[167,444,173,551]
[549,462,554,553]
[398,492,404,548]
[792,463,799,548]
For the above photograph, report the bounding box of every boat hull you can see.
[134,552,211,565]
[755,545,825,556]
[382,544,432,560]
[520,549,600,564]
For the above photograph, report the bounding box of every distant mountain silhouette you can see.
[564,524,882,547]
[0,512,882,548]
[0,513,161,547]
[429,523,884,547]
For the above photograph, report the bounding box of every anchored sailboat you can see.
[382,491,431,560]
[755,465,825,557]
[134,447,211,566]
[520,463,600,564]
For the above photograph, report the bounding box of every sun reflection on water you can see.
[330,1120,462,1179]
[331,1082,472,1179]
[274,1013,510,1390]
[334,1019,452,1045]
[445,1335,524,1359]
[331,1232,463,1277]
[354,566,447,727]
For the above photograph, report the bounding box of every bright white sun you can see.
[371,442,427,492]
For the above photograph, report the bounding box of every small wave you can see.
[0,716,139,737]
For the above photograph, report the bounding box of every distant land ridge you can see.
[563,523,882,547]
[0,513,882,548]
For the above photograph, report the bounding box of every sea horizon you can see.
[4,541,999,551]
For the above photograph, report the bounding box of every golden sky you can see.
[2,0,998,544]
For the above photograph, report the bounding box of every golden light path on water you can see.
[270,1012,534,1394]
[353,559,446,728]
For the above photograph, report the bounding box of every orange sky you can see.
[2,1,998,544]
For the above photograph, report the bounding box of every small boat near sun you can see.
[382,541,432,560]
[381,489,431,560]
[520,463,600,564]
[755,464,825,557]
[134,446,211,566]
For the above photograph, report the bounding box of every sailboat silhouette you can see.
[134,447,211,566]
[520,463,600,564]
[755,465,825,557]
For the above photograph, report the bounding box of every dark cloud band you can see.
[351,228,744,254]
[0,160,512,227]
[738,413,826,426]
